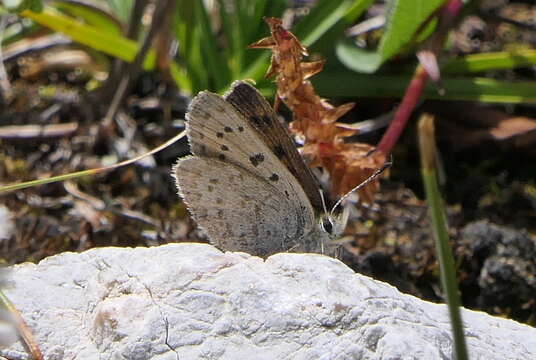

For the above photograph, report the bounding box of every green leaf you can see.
[291,0,374,68]
[314,72,536,104]
[232,1,285,84]
[240,52,271,82]
[336,40,383,73]
[242,0,371,82]
[218,0,247,80]
[221,0,287,87]
[174,1,207,92]
[293,0,355,47]
[20,7,139,61]
[19,7,192,93]
[194,1,231,91]
[337,0,446,73]
[52,0,122,35]
[381,0,445,60]
[443,48,536,74]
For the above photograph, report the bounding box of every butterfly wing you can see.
[174,84,332,255]
[184,85,317,226]
[173,157,324,256]
[224,81,324,214]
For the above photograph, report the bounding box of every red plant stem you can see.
[443,0,464,22]
[377,66,429,155]
[376,0,464,156]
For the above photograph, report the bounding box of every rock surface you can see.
[1,243,535,360]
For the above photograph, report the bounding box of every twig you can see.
[0,33,72,62]
[0,123,78,139]
[0,289,44,360]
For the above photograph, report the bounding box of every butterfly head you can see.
[319,205,350,241]
[316,156,392,247]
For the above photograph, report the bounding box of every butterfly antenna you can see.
[319,188,329,215]
[330,155,393,216]
[318,189,331,248]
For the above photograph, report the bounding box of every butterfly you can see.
[173,81,347,257]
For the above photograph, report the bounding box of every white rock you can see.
[0,205,14,241]
[1,243,535,360]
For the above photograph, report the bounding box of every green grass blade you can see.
[293,0,354,47]
[444,49,536,74]
[237,0,286,83]
[314,72,536,103]
[336,0,446,73]
[169,63,193,94]
[418,114,469,360]
[20,6,192,93]
[194,1,230,91]
[0,131,186,194]
[218,0,244,80]
[20,7,140,61]
[52,0,123,35]
[174,0,207,92]
[240,51,271,82]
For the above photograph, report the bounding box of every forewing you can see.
[173,157,319,257]
[224,81,324,214]
[185,86,316,229]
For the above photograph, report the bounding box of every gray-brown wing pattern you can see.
[183,86,317,228]
[173,157,319,257]
[224,81,324,214]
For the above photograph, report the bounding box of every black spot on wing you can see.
[249,153,265,167]
[269,173,279,182]
[224,126,233,133]
[218,154,226,161]
[216,132,224,138]
[221,145,229,151]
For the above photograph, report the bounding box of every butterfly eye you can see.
[321,217,334,235]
